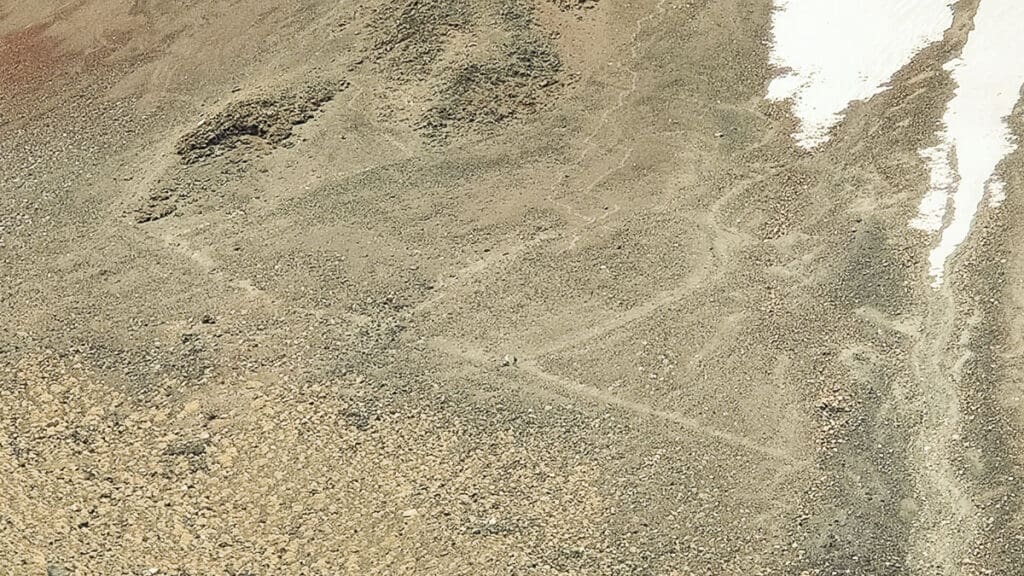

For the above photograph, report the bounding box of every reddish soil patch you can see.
[0,23,64,94]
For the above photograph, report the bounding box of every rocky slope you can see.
[1,0,1021,574]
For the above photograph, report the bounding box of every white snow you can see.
[910,137,956,232]
[767,0,955,149]
[766,0,1024,287]
[914,0,1024,286]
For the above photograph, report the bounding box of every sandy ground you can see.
[1,0,1022,574]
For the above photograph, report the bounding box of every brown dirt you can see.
[0,24,62,92]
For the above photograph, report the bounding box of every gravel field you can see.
[1,1,1022,574]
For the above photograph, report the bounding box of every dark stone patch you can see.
[549,0,599,11]
[368,0,472,77]
[175,81,346,164]
[419,37,562,142]
[830,217,913,314]
[47,564,72,576]
[164,438,209,457]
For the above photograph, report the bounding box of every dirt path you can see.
[903,285,980,573]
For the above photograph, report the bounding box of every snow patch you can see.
[910,137,956,232]
[914,0,1024,286]
[767,0,955,149]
